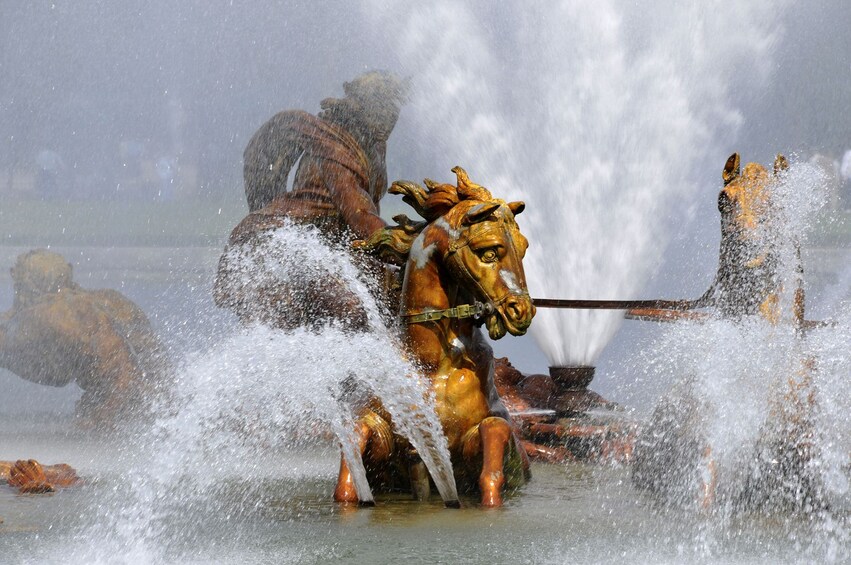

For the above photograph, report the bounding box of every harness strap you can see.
[401,301,493,324]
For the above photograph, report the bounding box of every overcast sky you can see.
[1,2,848,195]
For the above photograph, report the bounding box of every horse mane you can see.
[357,167,493,265]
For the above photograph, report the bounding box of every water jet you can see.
[2,3,850,563]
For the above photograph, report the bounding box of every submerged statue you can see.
[214,71,407,329]
[633,154,820,511]
[333,167,535,507]
[1,459,79,494]
[0,250,165,429]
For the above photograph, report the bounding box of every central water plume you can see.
[366,1,785,365]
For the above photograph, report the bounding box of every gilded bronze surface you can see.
[1,459,79,494]
[334,167,535,507]
[698,152,804,324]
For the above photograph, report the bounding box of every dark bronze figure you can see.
[214,71,407,329]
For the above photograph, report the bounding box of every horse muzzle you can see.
[487,294,535,339]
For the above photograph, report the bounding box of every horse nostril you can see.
[505,298,525,321]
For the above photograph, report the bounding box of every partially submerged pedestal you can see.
[495,359,636,464]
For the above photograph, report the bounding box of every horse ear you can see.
[463,202,501,225]
[774,154,789,175]
[723,153,740,185]
[507,201,525,216]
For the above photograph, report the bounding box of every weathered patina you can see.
[214,71,407,329]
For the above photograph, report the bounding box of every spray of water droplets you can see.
[64,221,459,562]
[364,0,787,364]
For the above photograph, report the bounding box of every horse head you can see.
[439,198,534,339]
[385,167,535,340]
[718,153,787,250]
[714,153,796,321]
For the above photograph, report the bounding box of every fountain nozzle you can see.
[548,365,595,390]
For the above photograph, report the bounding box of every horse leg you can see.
[409,459,431,501]
[333,410,394,504]
[462,416,511,507]
[333,418,371,504]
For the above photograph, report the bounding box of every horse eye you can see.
[718,192,733,214]
[480,249,498,263]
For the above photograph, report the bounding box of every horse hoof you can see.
[444,499,461,509]
[333,486,360,504]
[479,471,505,507]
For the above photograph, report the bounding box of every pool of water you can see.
[1,419,845,564]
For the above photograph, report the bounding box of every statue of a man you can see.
[214,71,407,329]
[0,250,164,428]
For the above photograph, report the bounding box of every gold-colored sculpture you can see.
[632,154,819,510]
[334,167,535,507]
[1,459,79,494]
[696,152,804,323]
[214,71,407,329]
[0,250,164,428]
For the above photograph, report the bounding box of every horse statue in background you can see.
[334,166,535,507]
[698,152,804,323]
[633,153,823,512]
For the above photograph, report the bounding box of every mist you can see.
[1,1,849,406]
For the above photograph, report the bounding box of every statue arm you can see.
[324,160,386,239]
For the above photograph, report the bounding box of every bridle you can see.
[400,213,529,326]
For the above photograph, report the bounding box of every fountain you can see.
[1,2,850,564]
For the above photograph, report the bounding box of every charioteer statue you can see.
[214,71,408,329]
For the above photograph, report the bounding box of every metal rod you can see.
[531,298,702,311]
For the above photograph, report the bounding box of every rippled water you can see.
[3,424,846,564]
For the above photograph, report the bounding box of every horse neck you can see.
[401,237,466,369]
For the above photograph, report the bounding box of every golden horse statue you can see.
[698,152,804,322]
[633,153,821,511]
[333,167,535,507]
